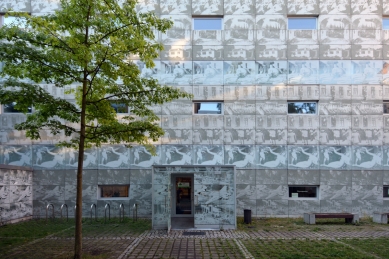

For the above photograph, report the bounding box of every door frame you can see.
[171,173,194,218]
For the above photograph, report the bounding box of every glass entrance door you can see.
[172,175,193,217]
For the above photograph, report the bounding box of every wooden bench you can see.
[304,213,359,224]
[373,212,389,224]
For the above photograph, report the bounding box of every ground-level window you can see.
[3,102,32,113]
[288,17,317,29]
[99,185,129,198]
[384,186,389,198]
[193,17,223,30]
[289,186,318,198]
[193,102,223,114]
[288,101,317,114]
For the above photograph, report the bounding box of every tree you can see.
[0,0,191,258]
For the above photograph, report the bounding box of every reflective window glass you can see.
[289,186,318,198]
[383,18,389,30]
[110,102,128,113]
[100,185,129,198]
[3,102,32,113]
[193,18,222,30]
[288,102,317,114]
[288,18,317,29]
[193,102,222,114]
[384,186,389,198]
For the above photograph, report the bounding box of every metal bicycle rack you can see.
[90,204,97,222]
[119,204,124,222]
[104,204,110,223]
[46,204,54,221]
[60,204,68,221]
[133,203,138,222]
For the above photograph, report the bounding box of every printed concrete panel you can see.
[256,85,287,100]
[161,30,191,46]
[0,185,9,204]
[158,60,192,85]
[288,169,319,185]
[352,101,383,116]
[236,169,256,184]
[0,0,30,12]
[223,129,254,145]
[287,0,319,14]
[320,185,352,200]
[193,85,224,100]
[352,185,383,200]
[288,200,320,216]
[256,169,287,184]
[256,128,287,145]
[192,129,220,145]
[0,169,10,185]
[8,185,32,204]
[161,116,192,129]
[384,129,389,145]
[320,101,352,116]
[256,30,287,45]
[256,146,287,169]
[33,170,65,186]
[385,0,389,14]
[352,200,383,216]
[320,170,352,185]
[256,45,287,60]
[192,0,223,15]
[130,183,152,202]
[352,61,382,84]
[287,85,319,100]
[224,45,255,61]
[31,0,60,13]
[257,114,287,128]
[161,145,192,165]
[34,185,64,201]
[352,85,382,101]
[80,184,97,201]
[320,120,352,146]
[193,30,223,45]
[0,114,28,130]
[320,0,350,14]
[352,146,382,170]
[98,169,130,184]
[193,61,223,85]
[130,145,161,168]
[237,199,256,216]
[224,30,254,45]
[193,145,224,165]
[193,115,223,129]
[320,30,351,45]
[319,61,352,84]
[1,145,32,167]
[224,145,255,168]
[130,169,152,185]
[160,0,190,14]
[256,101,287,115]
[162,101,192,115]
[193,46,223,60]
[256,15,287,29]
[161,15,191,30]
[256,0,286,14]
[353,44,382,60]
[256,199,288,216]
[255,61,287,85]
[224,15,255,30]
[161,45,192,61]
[319,15,351,29]
[352,170,383,185]
[288,146,319,170]
[320,85,352,101]
[136,0,160,14]
[383,45,389,59]
[352,30,382,45]
[236,184,256,200]
[287,116,319,145]
[320,200,352,213]
[352,15,381,29]
[351,0,381,14]
[351,116,382,145]
[383,147,389,169]
[224,101,256,115]
[225,0,256,14]
[224,85,256,100]
[320,45,351,60]
[288,60,319,84]
[288,30,319,45]
[288,45,319,60]
[319,146,352,170]
[384,200,389,212]
[256,184,288,200]
[98,145,130,169]
[224,61,255,85]
[9,169,32,185]
[2,202,32,221]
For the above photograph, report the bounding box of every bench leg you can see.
[304,213,315,224]
[352,214,359,224]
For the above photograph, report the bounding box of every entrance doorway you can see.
[171,174,194,229]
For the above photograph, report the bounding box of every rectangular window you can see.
[383,18,389,30]
[1,15,26,28]
[193,17,222,30]
[384,186,389,198]
[110,102,128,113]
[3,102,32,113]
[383,101,389,114]
[288,101,317,114]
[288,17,317,29]
[99,185,129,198]
[193,102,222,114]
[289,186,318,198]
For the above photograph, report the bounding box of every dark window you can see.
[193,102,222,114]
[383,18,389,30]
[193,18,222,30]
[100,185,129,198]
[289,186,318,198]
[383,102,389,114]
[110,102,128,113]
[288,102,317,114]
[384,186,389,198]
[288,17,317,29]
[3,102,32,113]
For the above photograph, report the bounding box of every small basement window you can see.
[288,101,317,114]
[193,17,222,30]
[193,102,223,114]
[289,186,318,199]
[3,102,32,113]
[99,185,129,199]
[384,186,389,198]
[288,17,317,29]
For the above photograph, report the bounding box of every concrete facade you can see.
[1,0,389,224]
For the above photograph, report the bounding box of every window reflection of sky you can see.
[384,19,389,30]
[193,19,222,30]
[288,18,316,29]
[195,102,222,114]
[288,102,317,114]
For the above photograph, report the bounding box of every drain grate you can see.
[182,231,206,236]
